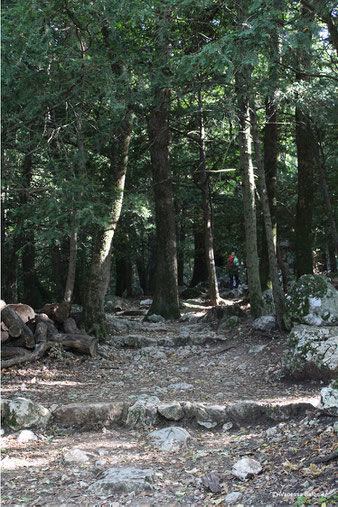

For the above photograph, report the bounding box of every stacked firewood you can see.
[1,301,98,368]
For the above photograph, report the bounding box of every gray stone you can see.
[232,457,262,480]
[63,448,91,464]
[89,467,155,494]
[113,334,157,349]
[197,420,218,429]
[148,426,191,452]
[286,274,338,327]
[106,317,144,334]
[319,381,338,415]
[222,422,234,432]
[147,314,165,323]
[253,316,277,331]
[249,344,268,354]
[126,395,160,428]
[168,382,193,391]
[262,289,275,315]
[225,316,240,330]
[135,347,167,359]
[17,429,38,442]
[140,299,152,306]
[1,398,51,430]
[53,401,126,428]
[227,401,265,425]
[158,402,185,421]
[225,492,243,504]
[282,324,338,380]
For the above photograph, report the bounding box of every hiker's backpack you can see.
[227,255,235,270]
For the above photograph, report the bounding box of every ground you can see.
[1,297,337,506]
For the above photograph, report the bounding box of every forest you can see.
[2,0,337,340]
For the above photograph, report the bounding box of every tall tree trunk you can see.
[235,71,263,318]
[260,97,279,290]
[177,221,185,287]
[115,257,133,297]
[190,227,209,287]
[64,112,85,303]
[63,214,78,303]
[147,87,180,320]
[295,7,314,278]
[197,91,220,305]
[250,100,287,330]
[311,131,338,256]
[83,112,134,340]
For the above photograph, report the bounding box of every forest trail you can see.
[1,298,337,505]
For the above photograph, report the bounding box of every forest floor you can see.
[1,295,337,506]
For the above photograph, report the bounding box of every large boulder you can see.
[286,274,338,327]
[89,467,155,495]
[319,380,338,415]
[1,397,51,430]
[126,395,160,428]
[147,427,191,452]
[282,325,338,380]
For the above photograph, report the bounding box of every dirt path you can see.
[1,300,337,505]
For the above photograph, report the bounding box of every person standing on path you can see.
[227,251,240,289]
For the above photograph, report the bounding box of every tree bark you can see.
[198,90,220,306]
[235,70,263,318]
[295,6,314,278]
[1,305,35,344]
[146,87,180,320]
[83,111,134,340]
[250,100,287,330]
[190,228,209,287]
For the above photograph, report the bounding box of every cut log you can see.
[0,300,7,312]
[7,303,35,324]
[8,324,22,338]
[35,322,48,343]
[63,317,82,335]
[50,333,98,357]
[1,329,10,342]
[5,335,35,349]
[1,305,35,344]
[1,342,53,369]
[40,302,71,323]
[35,314,59,337]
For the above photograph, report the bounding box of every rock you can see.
[232,457,262,480]
[222,422,234,432]
[227,401,265,425]
[286,274,338,327]
[88,467,155,494]
[135,347,167,359]
[180,287,204,300]
[106,316,144,334]
[201,471,222,493]
[17,430,38,442]
[319,380,338,415]
[146,314,165,323]
[140,299,152,306]
[158,402,185,421]
[126,395,160,428]
[282,324,338,380]
[147,426,191,452]
[249,344,268,353]
[63,448,91,464]
[113,334,157,348]
[197,420,218,429]
[52,401,126,428]
[225,492,242,504]
[253,316,277,331]
[1,398,51,430]
[104,297,131,313]
[262,289,275,315]
[225,315,240,330]
[168,382,193,391]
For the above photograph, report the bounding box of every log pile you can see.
[1,301,98,369]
